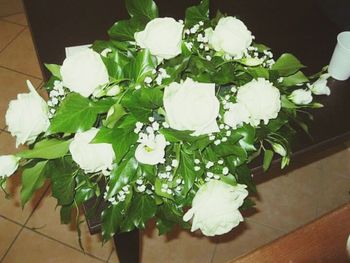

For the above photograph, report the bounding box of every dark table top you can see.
[22,0,350,234]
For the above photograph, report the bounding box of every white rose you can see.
[183,180,249,236]
[237,78,281,126]
[223,103,250,129]
[310,75,331,96]
[289,89,313,105]
[69,128,115,173]
[5,80,50,147]
[134,17,184,60]
[0,155,20,179]
[208,16,253,58]
[61,49,109,97]
[135,134,166,165]
[163,78,220,136]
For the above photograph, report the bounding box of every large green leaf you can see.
[45,64,61,79]
[129,49,156,82]
[120,194,156,231]
[20,161,48,207]
[263,149,274,171]
[185,0,210,27]
[281,71,309,86]
[236,165,256,193]
[17,139,72,160]
[271,53,305,76]
[49,93,115,133]
[125,0,158,21]
[47,157,76,206]
[107,157,139,199]
[178,150,196,195]
[234,124,256,151]
[108,17,145,41]
[156,201,188,235]
[101,203,125,242]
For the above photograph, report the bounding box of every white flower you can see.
[0,155,20,179]
[69,128,115,173]
[310,75,331,96]
[289,89,313,105]
[223,103,250,129]
[60,49,109,97]
[237,78,281,125]
[135,134,166,165]
[5,80,50,147]
[163,78,220,136]
[183,180,248,236]
[207,16,252,58]
[134,17,184,60]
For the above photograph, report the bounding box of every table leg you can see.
[113,229,140,263]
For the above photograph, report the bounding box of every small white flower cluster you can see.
[144,68,170,86]
[134,117,161,134]
[103,185,130,205]
[246,46,275,68]
[184,21,204,35]
[47,81,66,118]
[203,159,230,182]
[101,165,113,176]
[184,21,212,60]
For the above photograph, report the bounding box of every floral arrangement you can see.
[0,0,330,241]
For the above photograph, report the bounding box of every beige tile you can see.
[0,172,48,224]
[140,222,216,263]
[0,0,24,17]
[0,28,43,79]
[0,67,42,128]
[248,163,322,232]
[0,20,23,51]
[26,194,114,261]
[316,147,350,180]
[2,13,27,26]
[317,175,350,217]
[0,217,21,259]
[0,131,26,154]
[107,251,120,263]
[2,228,104,263]
[212,220,284,263]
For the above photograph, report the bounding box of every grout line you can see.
[0,183,51,261]
[106,249,115,262]
[22,226,106,262]
[1,13,27,27]
[0,26,26,54]
[0,214,24,228]
[210,244,218,263]
[0,11,24,19]
[0,65,43,80]
[245,218,287,234]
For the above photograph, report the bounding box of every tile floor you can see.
[0,3,350,263]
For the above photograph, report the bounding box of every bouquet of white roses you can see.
[0,0,330,241]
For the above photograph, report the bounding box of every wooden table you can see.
[22,0,350,262]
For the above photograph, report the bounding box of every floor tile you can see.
[26,194,114,261]
[2,228,104,263]
[0,67,41,128]
[0,28,43,79]
[317,175,350,217]
[2,13,27,26]
[0,20,23,51]
[212,220,284,263]
[0,217,21,259]
[0,0,24,17]
[247,163,322,232]
[107,251,120,263]
[140,222,216,263]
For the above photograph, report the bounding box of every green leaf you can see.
[281,71,309,86]
[60,205,73,224]
[271,53,305,76]
[126,0,158,21]
[185,0,209,27]
[103,103,126,128]
[178,150,196,195]
[155,178,174,200]
[234,124,256,151]
[101,203,125,242]
[47,157,76,206]
[281,95,299,109]
[93,125,138,163]
[213,143,247,160]
[17,139,72,159]
[107,157,139,199]
[252,43,271,52]
[20,161,48,207]
[49,93,115,133]
[236,165,256,193]
[45,64,61,79]
[108,17,145,42]
[120,194,156,231]
[156,201,188,235]
[263,149,274,171]
[247,67,269,79]
[130,49,156,82]
[101,50,129,80]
